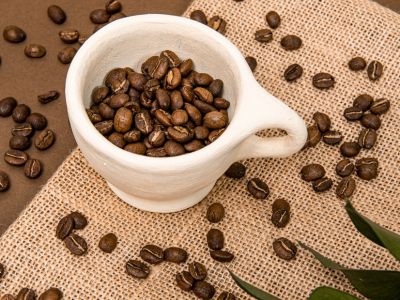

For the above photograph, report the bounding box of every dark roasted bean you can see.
[255,29,273,43]
[355,157,378,180]
[164,247,188,263]
[190,10,207,24]
[140,244,164,264]
[124,143,146,155]
[336,159,354,177]
[114,107,133,133]
[3,25,26,43]
[340,142,361,157]
[265,11,281,29]
[271,209,290,228]
[38,287,63,300]
[209,250,234,262]
[38,90,60,104]
[0,97,17,117]
[179,59,193,77]
[16,288,36,300]
[312,177,333,192]
[193,281,215,300]
[0,171,10,192]
[108,132,125,148]
[167,126,194,143]
[59,29,79,44]
[353,94,373,111]
[164,140,185,156]
[360,113,381,130]
[65,233,88,256]
[203,111,227,129]
[105,68,128,94]
[95,120,114,135]
[209,79,223,97]
[272,238,297,260]
[207,228,224,250]
[247,178,269,199]
[300,164,325,182]
[370,98,390,115]
[48,5,67,24]
[176,271,194,291]
[126,259,150,279]
[58,47,77,64]
[56,215,74,240]
[225,162,246,179]
[12,104,30,123]
[90,9,110,24]
[358,128,377,149]
[26,113,47,130]
[24,159,41,179]
[284,64,303,82]
[188,261,207,281]
[208,128,225,142]
[105,0,122,14]
[305,125,321,147]
[217,292,236,300]
[184,139,204,152]
[4,149,28,166]
[322,130,343,145]
[35,129,56,150]
[24,44,46,58]
[348,57,367,71]
[208,16,227,34]
[343,107,363,121]
[312,73,335,89]
[245,56,257,72]
[367,60,383,81]
[68,211,87,230]
[98,233,118,253]
[206,202,226,223]
[313,112,331,132]
[281,35,302,50]
[336,176,356,199]
[135,111,153,134]
[12,123,33,137]
[9,135,30,150]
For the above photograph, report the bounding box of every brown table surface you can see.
[0,0,397,236]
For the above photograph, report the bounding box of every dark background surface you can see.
[0,0,397,235]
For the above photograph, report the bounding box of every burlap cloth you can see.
[1,0,399,299]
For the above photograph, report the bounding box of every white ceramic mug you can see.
[66,14,307,213]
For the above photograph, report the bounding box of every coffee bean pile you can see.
[87,50,231,157]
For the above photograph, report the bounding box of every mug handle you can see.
[235,82,307,160]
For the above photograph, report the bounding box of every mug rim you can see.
[66,14,253,170]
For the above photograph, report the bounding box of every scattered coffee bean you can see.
[247,178,269,199]
[56,215,74,240]
[312,177,332,192]
[360,113,381,130]
[140,244,164,264]
[58,47,77,64]
[164,247,188,263]
[105,0,122,14]
[12,123,33,137]
[210,250,234,262]
[16,288,36,300]
[90,9,110,24]
[358,128,377,149]
[64,233,88,256]
[225,162,246,179]
[26,113,47,130]
[126,259,150,279]
[245,56,257,72]
[217,292,236,300]
[313,112,331,133]
[24,44,46,58]
[370,98,390,115]
[312,73,335,89]
[38,90,60,104]
[68,211,87,230]
[306,124,321,147]
[340,142,361,157]
[3,25,26,43]
[281,35,302,51]
[255,29,273,43]
[322,130,343,145]
[353,94,373,111]
[188,261,207,281]
[343,107,363,121]
[59,29,79,44]
[336,176,356,199]
[99,233,118,253]
[348,57,367,71]
[208,16,227,35]
[0,97,17,117]
[176,271,194,291]
[271,209,290,228]
[367,60,383,81]
[193,281,215,300]
[284,64,303,82]
[300,164,325,182]
[206,203,225,224]
[355,157,378,180]
[190,10,207,24]
[0,171,10,192]
[38,287,63,300]
[273,238,297,260]
[1,294,15,300]
[12,104,31,123]
[9,135,30,150]
[48,5,66,24]
[336,159,354,177]
[35,129,55,150]
[272,198,290,212]
[265,11,281,29]
[4,149,28,166]
[207,228,224,250]
[24,159,42,179]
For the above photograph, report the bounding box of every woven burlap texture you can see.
[1,0,400,299]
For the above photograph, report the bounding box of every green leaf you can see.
[345,201,400,261]
[229,270,282,300]
[300,242,400,300]
[308,286,360,300]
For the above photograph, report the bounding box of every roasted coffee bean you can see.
[367,60,383,81]
[272,238,297,260]
[141,56,163,79]
[247,178,269,199]
[48,5,66,24]
[146,147,167,157]
[358,128,377,149]
[208,16,227,34]
[184,139,204,152]
[272,198,290,212]
[148,130,166,147]
[181,86,195,103]
[284,64,303,82]
[98,233,118,253]
[126,259,150,279]
[105,0,122,14]
[160,50,180,68]
[64,233,88,256]
[114,107,133,133]
[68,211,87,229]
[125,100,141,113]
[176,271,194,291]
[108,132,125,148]
[95,120,114,135]
[9,135,30,150]
[355,157,378,180]
[12,123,33,137]
[59,29,79,43]
[214,98,230,110]
[217,292,236,300]
[3,25,26,43]
[179,59,193,77]
[266,11,281,29]
[271,209,290,228]
[56,215,74,240]
[58,47,77,64]
[336,176,356,199]
[245,56,257,72]
[193,281,215,300]
[340,142,361,157]
[26,113,47,130]
[306,124,321,147]
[105,68,128,94]
[322,130,343,145]
[90,9,110,24]
[207,228,224,250]
[123,130,141,143]
[209,79,223,97]
[312,177,333,192]
[24,159,41,179]
[194,73,213,86]
[127,72,146,92]
[167,126,194,143]
[154,89,170,111]
[203,111,227,129]
[225,162,246,179]
[99,103,115,119]
[313,112,331,133]
[171,109,188,126]
[16,288,36,300]
[12,104,30,123]
[190,10,207,24]
[24,44,46,58]
[124,143,146,155]
[154,109,172,127]
[353,94,373,111]
[164,247,188,263]
[185,103,202,126]
[209,250,234,263]
[109,12,126,22]
[35,129,55,150]
[281,35,302,50]
[370,98,390,115]
[135,111,153,134]
[360,113,381,130]
[38,90,60,104]
[336,159,354,177]
[208,128,225,142]
[194,126,209,140]
[4,150,28,166]
[312,73,335,89]
[169,90,184,110]
[343,107,363,121]
[139,244,164,264]
[188,261,207,281]
[164,140,185,156]
[0,171,10,192]
[348,57,366,71]
[0,97,17,117]
[88,108,102,123]
[164,68,181,90]
[300,164,325,182]
[1,295,15,300]
[255,29,273,43]
[38,287,63,300]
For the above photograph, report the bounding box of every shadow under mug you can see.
[66,14,307,213]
